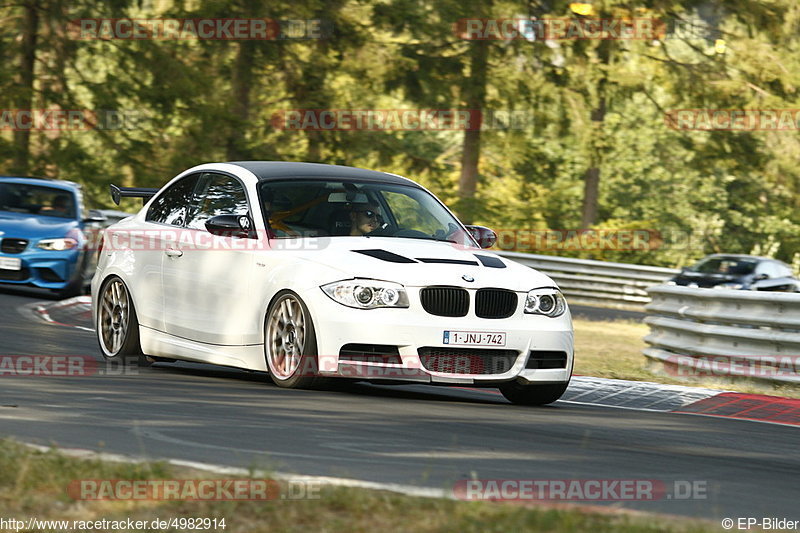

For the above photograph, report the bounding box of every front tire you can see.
[96,276,150,366]
[499,381,569,406]
[264,290,324,389]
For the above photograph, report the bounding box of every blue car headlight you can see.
[37,238,78,251]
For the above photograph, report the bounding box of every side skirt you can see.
[139,325,266,371]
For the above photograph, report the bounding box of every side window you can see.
[146,174,200,226]
[185,173,249,231]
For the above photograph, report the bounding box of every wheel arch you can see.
[254,259,345,345]
[93,269,139,313]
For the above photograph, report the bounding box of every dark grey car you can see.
[671,254,800,292]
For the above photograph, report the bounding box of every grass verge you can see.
[573,318,800,399]
[0,439,723,533]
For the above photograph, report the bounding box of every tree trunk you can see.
[226,40,255,161]
[458,38,490,224]
[581,165,601,228]
[580,39,610,229]
[302,23,333,162]
[12,0,40,174]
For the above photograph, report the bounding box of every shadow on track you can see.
[0,284,64,300]
[143,361,509,406]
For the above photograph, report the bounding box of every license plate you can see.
[0,257,21,271]
[443,330,506,347]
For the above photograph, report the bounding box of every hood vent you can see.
[353,249,500,269]
[416,258,479,266]
[353,249,417,263]
[474,254,506,268]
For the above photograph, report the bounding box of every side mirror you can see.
[754,273,769,281]
[465,225,497,249]
[205,214,254,238]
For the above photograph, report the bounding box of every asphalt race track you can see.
[0,289,797,522]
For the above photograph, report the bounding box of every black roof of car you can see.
[699,254,775,263]
[691,254,793,269]
[227,161,421,187]
[703,253,759,258]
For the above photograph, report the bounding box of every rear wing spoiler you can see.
[110,184,159,206]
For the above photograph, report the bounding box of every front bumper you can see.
[0,248,82,290]
[303,286,574,385]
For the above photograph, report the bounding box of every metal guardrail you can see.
[643,285,800,384]
[496,251,678,307]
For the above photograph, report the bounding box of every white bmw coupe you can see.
[92,162,573,405]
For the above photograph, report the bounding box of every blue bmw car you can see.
[0,176,105,298]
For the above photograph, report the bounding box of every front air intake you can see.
[418,347,518,375]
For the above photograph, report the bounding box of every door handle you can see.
[165,247,183,258]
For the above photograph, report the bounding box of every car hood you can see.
[0,212,78,240]
[282,236,557,291]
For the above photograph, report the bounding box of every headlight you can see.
[524,288,567,317]
[321,279,409,309]
[37,238,78,251]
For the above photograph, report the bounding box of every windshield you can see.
[0,182,76,219]
[688,257,757,275]
[258,179,477,247]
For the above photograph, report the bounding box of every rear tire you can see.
[264,290,325,389]
[499,381,569,406]
[96,276,150,366]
